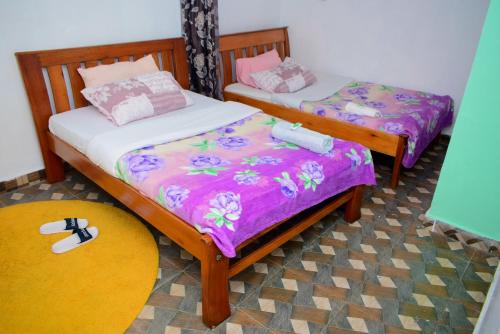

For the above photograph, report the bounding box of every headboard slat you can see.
[66,62,87,108]
[85,60,98,68]
[101,58,114,65]
[276,42,285,59]
[234,49,243,61]
[221,51,233,88]
[47,65,71,113]
[161,50,174,73]
[133,54,144,61]
[245,47,252,58]
[151,53,160,68]
[256,45,265,55]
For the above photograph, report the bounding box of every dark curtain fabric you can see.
[181,0,222,99]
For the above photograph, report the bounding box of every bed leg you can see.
[44,150,65,183]
[201,236,230,328]
[344,185,364,223]
[390,136,406,189]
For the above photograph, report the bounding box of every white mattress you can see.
[224,72,353,109]
[49,91,223,154]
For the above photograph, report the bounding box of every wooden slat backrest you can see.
[219,27,290,88]
[16,37,189,116]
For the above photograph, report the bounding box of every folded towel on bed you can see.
[272,121,333,154]
[344,102,382,118]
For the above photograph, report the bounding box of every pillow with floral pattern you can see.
[250,58,316,93]
[81,71,193,126]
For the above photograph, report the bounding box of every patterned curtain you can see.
[181,0,221,99]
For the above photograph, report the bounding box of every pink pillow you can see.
[236,49,282,87]
[81,71,193,126]
[78,54,159,88]
[250,58,316,93]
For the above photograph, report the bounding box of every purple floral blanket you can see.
[300,81,453,168]
[115,112,375,257]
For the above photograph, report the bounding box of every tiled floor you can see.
[1,138,498,334]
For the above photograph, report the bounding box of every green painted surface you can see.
[428,0,500,240]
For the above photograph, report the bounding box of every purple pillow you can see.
[250,58,316,93]
[81,71,193,126]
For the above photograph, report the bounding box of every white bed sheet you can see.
[224,72,353,109]
[48,91,222,154]
[224,82,273,102]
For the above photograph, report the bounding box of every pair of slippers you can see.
[40,218,99,254]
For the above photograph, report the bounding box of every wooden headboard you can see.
[219,27,290,88]
[16,37,188,179]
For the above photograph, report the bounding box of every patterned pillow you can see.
[81,71,193,126]
[250,58,316,93]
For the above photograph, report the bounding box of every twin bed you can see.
[221,28,453,188]
[16,36,374,327]
[16,27,451,328]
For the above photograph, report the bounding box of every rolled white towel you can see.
[344,102,382,118]
[272,121,333,154]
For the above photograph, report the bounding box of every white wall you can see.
[0,0,182,181]
[280,0,489,133]
[219,0,282,34]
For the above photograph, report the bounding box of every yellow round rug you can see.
[0,200,158,334]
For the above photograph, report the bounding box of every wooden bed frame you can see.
[16,37,364,328]
[220,27,407,188]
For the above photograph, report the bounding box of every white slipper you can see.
[40,218,88,234]
[51,227,99,254]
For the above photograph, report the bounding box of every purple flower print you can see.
[299,161,325,191]
[301,161,325,184]
[126,154,164,182]
[348,87,369,96]
[217,127,235,135]
[382,122,403,134]
[204,192,242,231]
[274,172,299,199]
[409,112,425,128]
[394,93,414,102]
[428,99,445,108]
[314,106,326,116]
[328,103,343,111]
[365,101,387,109]
[210,192,242,219]
[190,155,228,168]
[242,156,282,166]
[216,136,250,150]
[159,185,190,210]
[258,156,282,165]
[234,170,260,185]
[345,149,362,169]
[229,116,252,127]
